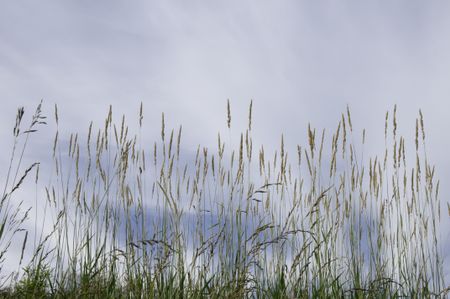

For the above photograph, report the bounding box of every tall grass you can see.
[0,102,45,288]
[0,101,448,298]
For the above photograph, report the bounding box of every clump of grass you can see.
[0,101,449,298]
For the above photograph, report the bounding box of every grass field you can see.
[0,101,448,298]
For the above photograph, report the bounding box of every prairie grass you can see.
[0,101,448,298]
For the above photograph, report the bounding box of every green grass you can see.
[0,101,448,298]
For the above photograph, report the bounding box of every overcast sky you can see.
[1,0,450,278]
